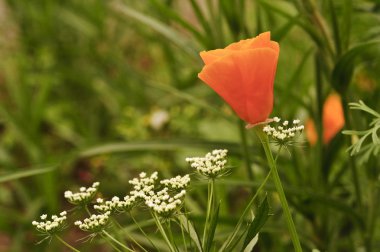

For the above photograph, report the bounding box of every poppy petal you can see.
[200,32,279,65]
[198,48,279,124]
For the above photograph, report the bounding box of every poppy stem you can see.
[238,120,253,180]
[254,127,303,252]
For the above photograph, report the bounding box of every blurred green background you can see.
[0,0,380,251]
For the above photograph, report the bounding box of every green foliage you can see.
[1,0,380,251]
[343,100,380,161]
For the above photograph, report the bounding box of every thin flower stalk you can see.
[255,127,302,252]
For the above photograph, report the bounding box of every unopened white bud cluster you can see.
[160,174,190,189]
[186,149,228,178]
[264,117,304,143]
[74,212,110,233]
[32,211,67,234]
[129,172,158,200]
[145,187,186,217]
[64,182,99,205]
[94,195,137,213]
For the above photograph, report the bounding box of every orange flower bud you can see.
[198,32,280,125]
[306,93,345,145]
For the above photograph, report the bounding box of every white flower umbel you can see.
[160,174,190,190]
[64,182,100,205]
[74,211,110,233]
[129,172,158,200]
[186,149,228,178]
[145,187,186,218]
[32,211,67,235]
[263,117,304,146]
[94,195,138,213]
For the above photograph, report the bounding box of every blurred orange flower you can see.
[306,93,345,145]
[198,32,280,125]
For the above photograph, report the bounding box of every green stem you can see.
[55,235,81,252]
[222,170,272,251]
[129,212,158,251]
[102,230,134,252]
[152,212,177,252]
[166,221,179,252]
[202,179,214,249]
[102,233,123,252]
[84,205,91,216]
[239,120,253,180]
[112,217,148,252]
[255,128,303,252]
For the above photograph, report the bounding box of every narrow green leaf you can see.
[148,0,206,45]
[178,215,203,252]
[258,0,322,47]
[331,40,380,93]
[328,0,341,56]
[79,140,247,157]
[205,202,220,252]
[243,234,258,252]
[242,196,270,249]
[110,1,198,58]
[0,165,56,183]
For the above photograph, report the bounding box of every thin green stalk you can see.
[55,235,81,252]
[152,212,177,252]
[221,170,272,251]
[129,212,158,251]
[202,179,215,249]
[239,120,253,180]
[102,230,134,252]
[341,95,362,205]
[102,233,123,252]
[255,128,303,252]
[84,205,91,216]
[166,221,179,252]
[178,218,188,252]
[112,217,148,252]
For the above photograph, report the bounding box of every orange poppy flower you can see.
[306,93,345,145]
[198,32,280,125]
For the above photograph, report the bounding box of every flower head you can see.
[129,172,158,200]
[198,32,279,125]
[74,212,110,233]
[263,117,304,146]
[186,149,229,178]
[32,211,67,235]
[306,93,345,145]
[160,174,191,190]
[145,187,186,218]
[64,182,99,205]
[94,195,138,213]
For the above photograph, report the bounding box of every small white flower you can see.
[160,174,190,189]
[186,149,229,178]
[264,117,304,145]
[75,212,110,233]
[32,212,67,234]
[64,182,100,205]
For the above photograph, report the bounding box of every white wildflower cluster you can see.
[145,187,186,218]
[94,195,137,213]
[64,182,100,205]
[32,211,67,234]
[263,117,304,144]
[160,174,191,190]
[129,172,158,200]
[74,212,110,233]
[186,149,228,178]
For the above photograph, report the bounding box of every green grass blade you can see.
[0,165,56,183]
[110,1,198,58]
[331,40,380,93]
[242,196,270,249]
[178,215,203,252]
